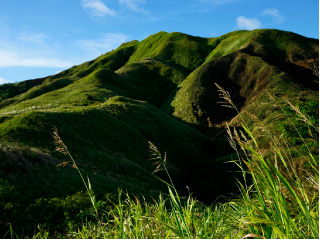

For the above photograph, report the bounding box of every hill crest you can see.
[0,28,318,205]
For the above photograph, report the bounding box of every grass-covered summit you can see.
[0,29,318,236]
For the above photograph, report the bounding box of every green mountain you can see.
[0,29,318,212]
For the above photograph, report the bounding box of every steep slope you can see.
[0,77,47,101]
[116,58,187,108]
[0,96,222,200]
[171,29,318,127]
[0,29,318,210]
[126,31,214,70]
[0,40,139,109]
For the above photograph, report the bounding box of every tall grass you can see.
[216,83,319,239]
[33,86,318,239]
[47,129,247,238]
[53,127,100,221]
[62,191,249,239]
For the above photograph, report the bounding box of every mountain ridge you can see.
[0,29,318,207]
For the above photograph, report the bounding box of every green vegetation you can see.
[0,29,318,238]
[4,93,317,238]
[217,84,319,238]
[0,78,46,102]
[127,31,213,70]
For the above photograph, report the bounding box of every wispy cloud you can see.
[0,50,73,68]
[0,77,9,84]
[119,0,147,13]
[76,33,129,54]
[18,32,51,44]
[261,8,284,24]
[82,0,116,17]
[236,16,262,30]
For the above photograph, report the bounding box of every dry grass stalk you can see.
[215,83,237,110]
[149,141,167,174]
[53,127,68,156]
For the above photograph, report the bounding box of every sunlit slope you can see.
[0,29,318,203]
[0,40,139,109]
[126,31,214,70]
[171,29,318,126]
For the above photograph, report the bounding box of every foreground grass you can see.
[56,193,246,239]
[30,94,318,239]
[5,87,318,239]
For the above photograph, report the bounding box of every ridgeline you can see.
[0,29,318,237]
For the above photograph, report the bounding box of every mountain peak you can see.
[0,28,318,206]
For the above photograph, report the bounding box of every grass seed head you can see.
[53,126,68,156]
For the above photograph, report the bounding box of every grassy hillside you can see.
[172,29,318,126]
[0,29,318,237]
[126,31,214,70]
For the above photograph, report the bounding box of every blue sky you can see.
[0,0,319,84]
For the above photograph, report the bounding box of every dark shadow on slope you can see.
[240,43,319,90]
[0,77,48,108]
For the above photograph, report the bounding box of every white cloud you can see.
[236,16,262,30]
[261,8,284,24]
[119,0,147,13]
[0,77,8,84]
[82,0,116,17]
[18,32,50,44]
[76,33,129,53]
[0,77,14,84]
[0,50,73,68]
